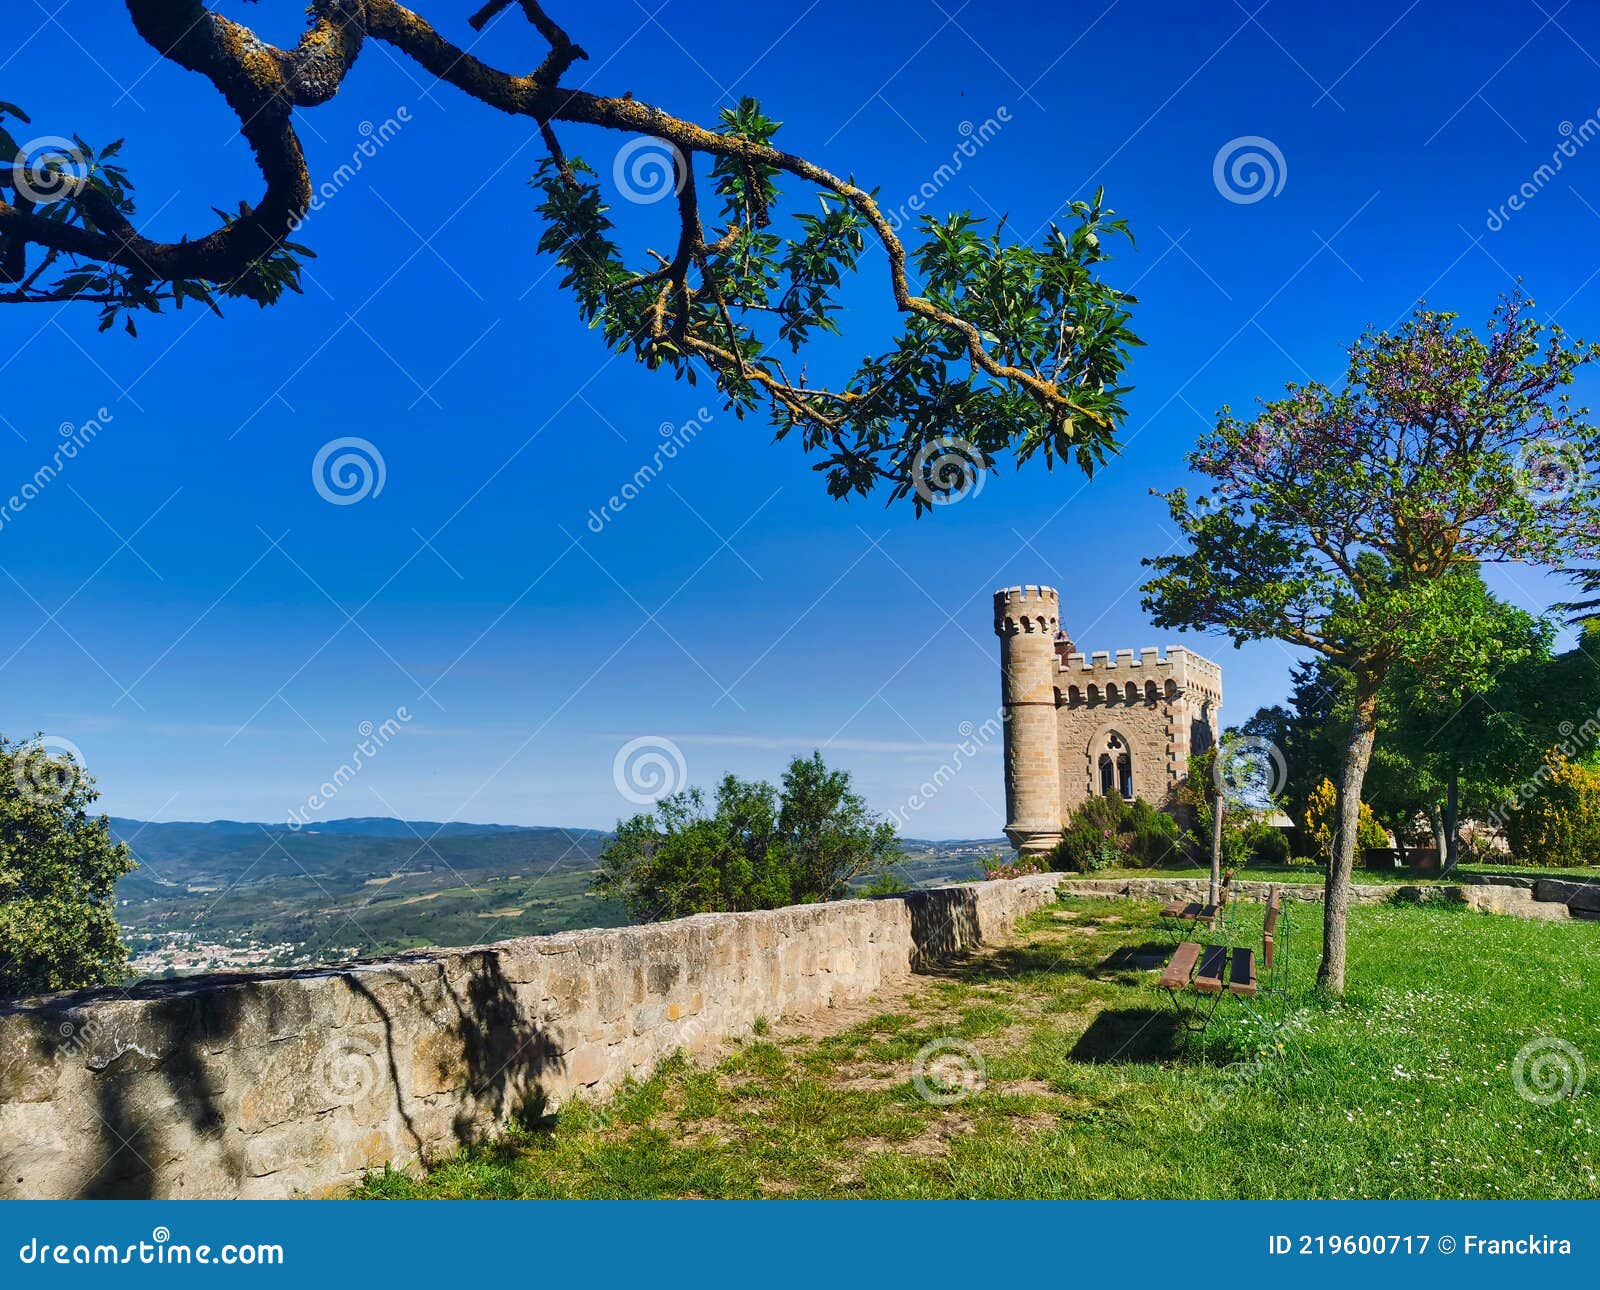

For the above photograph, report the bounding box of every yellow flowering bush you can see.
[1303,776,1389,862]
[1506,753,1600,868]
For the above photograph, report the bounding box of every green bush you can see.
[1048,821,1121,873]
[1244,821,1290,865]
[1126,797,1182,866]
[593,752,901,921]
[1505,754,1600,868]
[1357,811,1391,852]
[1046,795,1181,872]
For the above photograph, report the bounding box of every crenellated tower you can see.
[993,585,1223,854]
[993,586,1064,855]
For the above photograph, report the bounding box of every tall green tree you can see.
[593,753,900,923]
[0,734,135,997]
[1243,657,1437,861]
[1143,297,1600,994]
[1383,577,1556,867]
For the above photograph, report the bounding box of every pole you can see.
[1210,789,1225,907]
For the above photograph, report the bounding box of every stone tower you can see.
[993,585,1064,855]
[993,584,1223,855]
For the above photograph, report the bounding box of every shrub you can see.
[1179,747,1263,867]
[1303,776,1390,862]
[1126,797,1182,866]
[1506,753,1600,868]
[1357,811,1391,852]
[1045,795,1180,872]
[593,752,901,921]
[1244,821,1290,865]
[1048,820,1122,873]
[981,850,1047,880]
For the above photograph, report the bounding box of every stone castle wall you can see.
[1057,691,1186,810]
[0,874,1063,1200]
[993,586,1222,851]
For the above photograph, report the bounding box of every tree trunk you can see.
[1442,766,1461,874]
[1427,803,1446,862]
[1319,671,1382,996]
[1386,812,1409,867]
[1209,790,1224,906]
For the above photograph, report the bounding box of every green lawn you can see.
[354,895,1600,1199]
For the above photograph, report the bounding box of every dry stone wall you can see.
[0,874,1063,1200]
[1060,874,1579,919]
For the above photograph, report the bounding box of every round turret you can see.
[993,587,1063,855]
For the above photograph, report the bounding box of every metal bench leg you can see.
[1163,987,1223,1055]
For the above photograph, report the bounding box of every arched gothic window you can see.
[1097,732,1134,800]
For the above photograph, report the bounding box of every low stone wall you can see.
[0,874,1062,1201]
[1059,875,1575,920]
[1060,876,1388,904]
[1532,877,1600,915]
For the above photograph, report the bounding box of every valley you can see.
[109,817,1000,978]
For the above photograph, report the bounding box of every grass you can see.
[352,895,1600,1199]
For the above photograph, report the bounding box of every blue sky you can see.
[3,0,1598,836]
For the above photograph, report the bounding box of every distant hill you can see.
[107,816,1003,979]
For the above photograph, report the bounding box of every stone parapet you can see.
[0,874,1064,1200]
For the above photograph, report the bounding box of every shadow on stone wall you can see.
[7,947,564,1198]
[3,876,1063,1198]
[77,980,253,1199]
[901,887,983,970]
[447,951,562,1137]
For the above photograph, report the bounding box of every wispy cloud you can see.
[596,731,995,756]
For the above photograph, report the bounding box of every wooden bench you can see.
[1159,886,1285,1043]
[1159,873,1233,932]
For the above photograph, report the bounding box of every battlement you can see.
[993,585,1060,636]
[992,580,1225,853]
[1056,644,1222,702]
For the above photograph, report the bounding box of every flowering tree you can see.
[0,1,1141,512]
[1142,297,1600,994]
